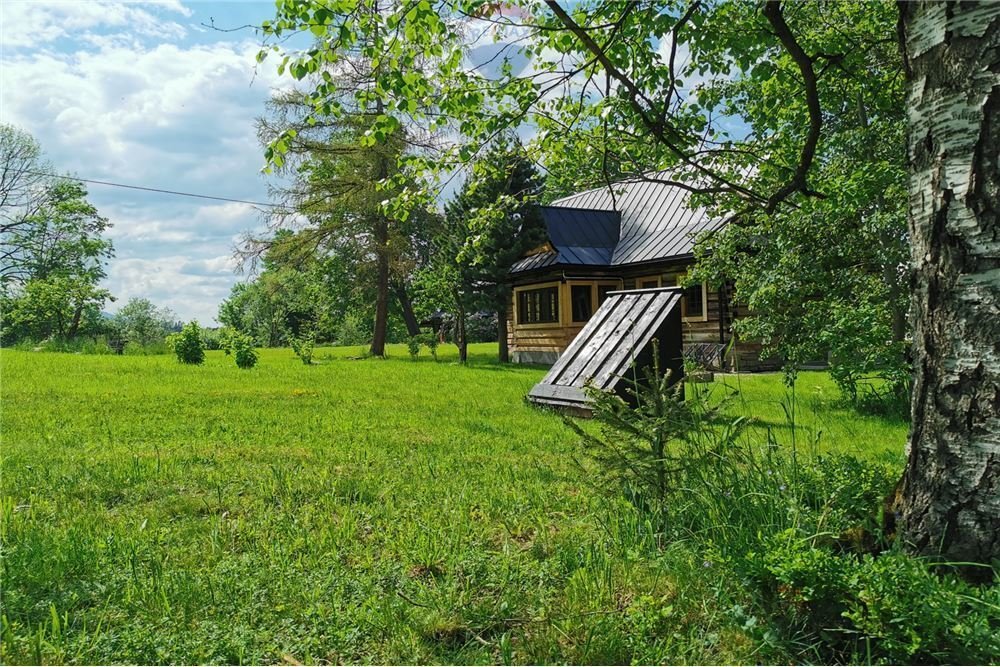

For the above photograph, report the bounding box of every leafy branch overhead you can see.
[257,0,858,218]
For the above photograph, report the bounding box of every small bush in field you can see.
[406,336,421,359]
[167,321,205,364]
[216,327,236,355]
[420,333,439,361]
[230,332,257,369]
[290,333,315,365]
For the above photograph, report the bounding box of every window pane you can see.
[640,279,659,289]
[517,286,560,324]
[597,285,614,305]
[684,283,704,318]
[571,285,592,322]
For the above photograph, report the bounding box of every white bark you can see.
[900,1,1000,578]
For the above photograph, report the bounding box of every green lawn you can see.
[1,345,908,664]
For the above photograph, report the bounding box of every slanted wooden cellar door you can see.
[527,287,684,414]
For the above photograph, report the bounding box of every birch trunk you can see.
[899,1,1000,579]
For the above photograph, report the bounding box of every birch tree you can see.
[897,1,999,580]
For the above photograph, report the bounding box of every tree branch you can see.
[761,0,824,212]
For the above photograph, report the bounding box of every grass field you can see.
[1,345,909,664]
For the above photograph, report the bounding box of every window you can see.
[517,286,559,324]
[639,277,660,289]
[597,284,615,305]
[571,285,593,322]
[666,273,708,321]
[684,283,705,319]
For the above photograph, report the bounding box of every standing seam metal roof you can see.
[510,205,620,273]
[552,177,723,266]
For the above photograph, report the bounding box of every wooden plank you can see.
[569,293,657,389]
[592,292,682,388]
[528,383,588,402]
[550,293,645,388]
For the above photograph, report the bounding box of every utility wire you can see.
[28,171,283,208]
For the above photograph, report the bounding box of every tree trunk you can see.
[452,286,467,364]
[68,304,83,338]
[497,300,510,363]
[394,281,421,337]
[370,217,390,357]
[898,1,1000,580]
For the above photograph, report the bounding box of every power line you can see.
[29,171,283,208]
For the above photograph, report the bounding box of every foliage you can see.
[335,312,370,346]
[167,321,205,365]
[202,327,230,352]
[289,332,315,365]
[744,535,1000,664]
[569,357,997,662]
[438,311,498,345]
[253,77,439,357]
[0,125,115,345]
[566,352,741,511]
[413,141,544,362]
[218,259,333,348]
[230,331,259,369]
[406,335,421,359]
[259,0,909,391]
[112,297,178,347]
[421,332,439,361]
[1,275,112,343]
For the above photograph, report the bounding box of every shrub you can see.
[406,335,421,360]
[421,333,439,361]
[290,333,315,365]
[336,314,370,346]
[216,327,235,355]
[744,534,1000,664]
[167,321,205,365]
[230,331,257,369]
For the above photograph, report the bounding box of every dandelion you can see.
[702,560,713,568]
[779,484,786,491]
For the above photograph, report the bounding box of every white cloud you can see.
[0,1,285,322]
[108,256,238,323]
[0,1,192,48]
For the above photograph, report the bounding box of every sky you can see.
[1,0,298,323]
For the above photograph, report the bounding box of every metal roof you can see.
[527,287,685,411]
[510,206,619,273]
[552,177,723,265]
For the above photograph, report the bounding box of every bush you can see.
[167,321,205,365]
[745,534,1000,663]
[421,333,439,361]
[406,335,421,359]
[230,331,257,369]
[336,313,370,346]
[290,333,315,365]
[567,347,997,664]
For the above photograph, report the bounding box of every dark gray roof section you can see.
[552,177,724,266]
[510,206,620,273]
[527,287,685,412]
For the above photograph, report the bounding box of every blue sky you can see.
[1,1,300,323]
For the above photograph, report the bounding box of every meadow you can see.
[2,345,911,664]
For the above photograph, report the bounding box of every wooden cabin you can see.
[508,178,780,371]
